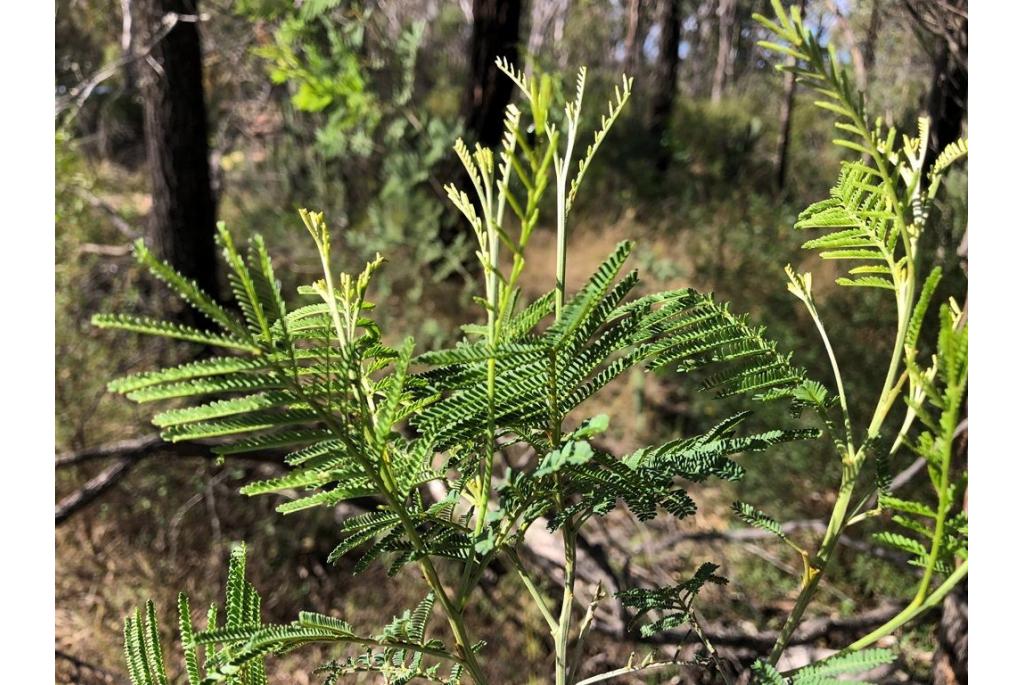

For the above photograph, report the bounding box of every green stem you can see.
[912,389,959,606]
[568,584,605,685]
[554,526,578,685]
[554,172,567,319]
[847,560,967,651]
[767,456,857,665]
[800,294,854,451]
[298,404,488,683]
[769,256,916,667]
[551,104,578,320]
[417,560,488,683]
[509,551,558,632]
[285,358,487,683]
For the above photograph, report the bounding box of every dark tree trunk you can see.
[710,0,736,103]
[133,0,219,302]
[924,13,968,173]
[649,0,682,172]
[774,0,808,192]
[902,0,967,174]
[439,0,523,253]
[463,0,524,150]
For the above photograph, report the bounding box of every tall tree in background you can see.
[527,0,570,72]
[710,0,736,102]
[622,0,649,75]
[863,0,882,84]
[649,0,682,171]
[464,0,524,149]
[773,0,808,191]
[827,0,868,89]
[905,0,968,173]
[681,0,716,96]
[132,0,219,300]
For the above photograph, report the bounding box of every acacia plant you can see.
[96,5,966,683]
[744,3,968,675]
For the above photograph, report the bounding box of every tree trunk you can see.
[526,0,569,74]
[902,0,967,173]
[649,0,682,172]
[924,10,968,173]
[463,0,524,150]
[863,0,881,84]
[687,0,716,96]
[133,0,219,301]
[710,0,736,103]
[774,0,808,192]
[439,0,524,252]
[622,0,648,75]
[827,0,867,90]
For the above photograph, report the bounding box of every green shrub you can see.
[95,4,966,682]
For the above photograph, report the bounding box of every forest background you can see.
[54,1,969,683]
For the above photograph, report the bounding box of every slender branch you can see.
[56,649,130,685]
[55,434,276,467]
[72,187,141,239]
[568,583,606,684]
[509,550,559,632]
[554,526,578,685]
[56,458,135,524]
[690,610,735,685]
[55,436,283,525]
[56,12,202,122]
[574,658,681,685]
[847,560,967,651]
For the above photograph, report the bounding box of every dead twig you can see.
[73,186,140,239]
[55,435,283,526]
[56,12,202,123]
[55,457,136,525]
[56,648,130,685]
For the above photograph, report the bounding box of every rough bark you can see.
[527,0,570,72]
[438,0,524,252]
[649,0,682,172]
[133,0,219,301]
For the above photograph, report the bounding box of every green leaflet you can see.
[92,313,260,352]
[791,648,896,682]
[732,502,787,540]
[618,562,727,639]
[133,240,251,342]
